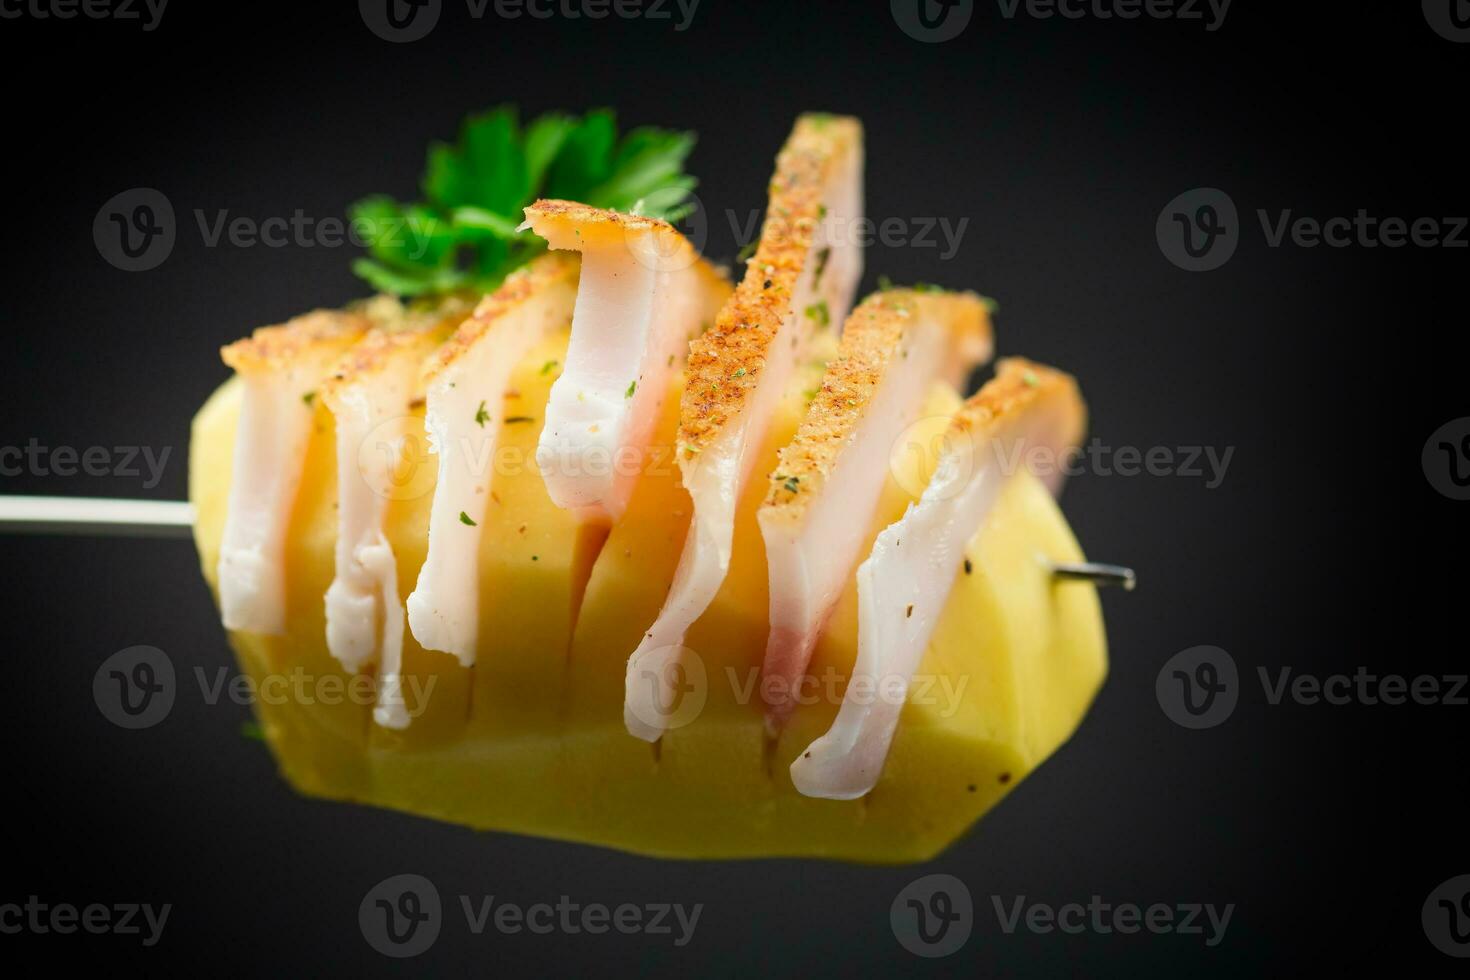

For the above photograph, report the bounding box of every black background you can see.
[0,0,1463,974]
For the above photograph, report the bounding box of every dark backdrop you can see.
[0,1,1462,975]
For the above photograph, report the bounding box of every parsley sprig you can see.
[351,107,698,297]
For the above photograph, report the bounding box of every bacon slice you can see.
[522,201,730,523]
[623,114,864,741]
[406,254,580,665]
[320,300,463,728]
[217,310,368,634]
[756,289,992,732]
[790,359,1086,799]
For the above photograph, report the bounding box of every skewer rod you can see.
[0,496,195,539]
[0,497,1138,588]
[1051,561,1136,590]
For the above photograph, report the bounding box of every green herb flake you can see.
[625,380,637,398]
[540,360,559,375]
[804,300,831,327]
[459,511,478,526]
[301,391,316,408]
[474,400,490,427]
[1022,370,1040,388]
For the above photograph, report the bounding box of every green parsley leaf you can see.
[351,106,699,298]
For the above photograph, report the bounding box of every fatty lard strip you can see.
[623,114,865,741]
[217,310,369,634]
[320,300,464,728]
[522,201,731,523]
[756,289,993,732]
[406,254,580,664]
[790,359,1086,799]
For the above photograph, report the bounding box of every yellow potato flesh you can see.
[190,333,1107,863]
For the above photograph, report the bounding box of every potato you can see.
[189,331,1106,862]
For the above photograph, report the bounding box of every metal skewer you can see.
[1052,561,1136,590]
[0,496,1136,588]
[0,496,195,539]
